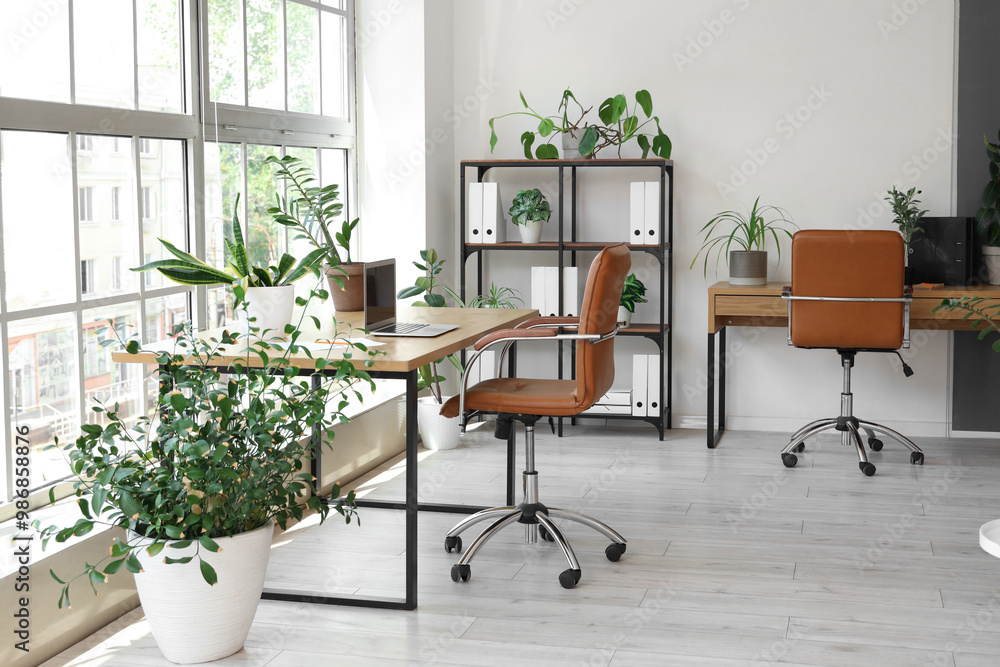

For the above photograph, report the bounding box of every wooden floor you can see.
[42,423,1000,667]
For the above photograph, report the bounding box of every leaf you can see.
[146,542,166,558]
[199,535,222,553]
[200,558,218,586]
[538,118,555,137]
[424,293,446,307]
[124,553,143,574]
[652,132,672,159]
[578,127,598,156]
[103,559,125,575]
[520,131,536,160]
[397,285,424,299]
[635,89,653,117]
[536,143,559,159]
[164,556,194,565]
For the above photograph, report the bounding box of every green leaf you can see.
[146,542,166,558]
[538,118,555,137]
[124,553,143,573]
[520,131,536,160]
[652,132,672,159]
[199,535,222,553]
[199,558,218,586]
[536,143,559,159]
[635,89,653,117]
[579,127,598,156]
[164,556,194,565]
[424,293,446,307]
[103,559,126,575]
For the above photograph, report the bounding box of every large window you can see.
[0,0,356,515]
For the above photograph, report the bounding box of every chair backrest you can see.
[574,243,631,407]
[790,230,905,350]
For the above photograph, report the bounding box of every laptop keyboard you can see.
[378,322,427,334]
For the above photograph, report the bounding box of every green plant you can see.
[976,131,1000,246]
[885,186,928,260]
[132,195,327,297]
[468,283,523,309]
[584,90,672,159]
[489,88,591,160]
[508,189,552,226]
[396,249,464,402]
[690,197,797,277]
[265,154,359,269]
[36,318,377,608]
[619,273,648,313]
[933,297,1000,352]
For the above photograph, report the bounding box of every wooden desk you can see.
[706,282,1000,448]
[116,306,537,611]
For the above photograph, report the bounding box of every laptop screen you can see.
[364,259,397,330]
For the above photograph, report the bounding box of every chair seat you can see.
[441,377,581,418]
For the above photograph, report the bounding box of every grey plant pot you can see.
[729,250,767,286]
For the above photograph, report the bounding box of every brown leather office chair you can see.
[780,230,924,476]
[439,243,630,588]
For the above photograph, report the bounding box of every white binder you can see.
[544,266,560,317]
[562,266,579,317]
[629,182,644,243]
[479,350,496,382]
[531,266,547,316]
[632,354,648,416]
[646,354,661,417]
[468,182,484,242]
[643,181,660,245]
[482,182,506,244]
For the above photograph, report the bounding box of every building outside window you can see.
[78,186,93,223]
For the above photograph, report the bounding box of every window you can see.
[0,0,356,518]
[78,186,94,223]
[81,259,96,296]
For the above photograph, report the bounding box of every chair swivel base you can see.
[780,416,924,476]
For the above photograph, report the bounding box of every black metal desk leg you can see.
[707,328,727,449]
[404,370,418,610]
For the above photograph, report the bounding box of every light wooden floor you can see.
[42,423,1000,667]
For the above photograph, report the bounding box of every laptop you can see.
[364,259,458,337]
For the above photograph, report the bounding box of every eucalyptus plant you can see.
[36,317,378,608]
[691,197,797,277]
[885,186,928,261]
[619,273,648,313]
[976,131,1000,246]
[508,189,552,227]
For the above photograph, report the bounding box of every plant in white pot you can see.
[975,131,1000,285]
[691,197,796,286]
[618,273,647,327]
[36,321,375,664]
[885,185,928,285]
[397,249,465,450]
[265,155,363,311]
[133,195,326,336]
[509,188,552,244]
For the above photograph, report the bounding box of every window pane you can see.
[137,0,183,113]
[321,12,346,117]
[246,144,281,266]
[287,2,319,115]
[208,0,245,105]
[204,142,242,280]
[1,131,76,310]
[78,135,138,299]
[247,0,284,110]
[73,0,135,109]
[9,314,80,489]
[82,304,141,432]
[207,287,232,328]
[140,138,187,289]
[321,0,345,8]
[0,1,71,103]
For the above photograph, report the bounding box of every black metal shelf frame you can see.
[458,158,673,440]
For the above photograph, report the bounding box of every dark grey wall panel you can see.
[953,0,1000,432]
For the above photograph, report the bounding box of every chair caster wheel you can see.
[793,443,805,453]
[605,543,626,562]
[539,525,555,542]
[445,535,462,553]
[559,568,581,589]
[868,438,884,452]
[859,462,876,476]
[451,563,471,583]
[782,453,798,468]
[910,452,924,465]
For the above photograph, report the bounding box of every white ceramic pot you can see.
[617,306,632,327]
[518,220,544,244]
[243,285,295,335]
[983,246,1000,286]
[417,396,460,450]
[131,520,274,664]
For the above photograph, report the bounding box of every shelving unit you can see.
[459,158,673,440]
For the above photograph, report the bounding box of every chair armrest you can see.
[474,328,556,351]
[515,316,580,330]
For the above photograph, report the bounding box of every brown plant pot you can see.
[326,263,365,312]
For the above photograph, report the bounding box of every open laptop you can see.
[364,259,458,337]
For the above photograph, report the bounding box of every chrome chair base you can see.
[445,422,627,589]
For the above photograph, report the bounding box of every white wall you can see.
[440,0,957,436]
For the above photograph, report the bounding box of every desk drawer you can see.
[714,295,786,320]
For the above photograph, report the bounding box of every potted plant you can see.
[618,273,648,327]
[488,88,592,159]
[691,197,797,285]
[133,195,327,335]
[36,321,375,664]
[265,154,363,310]
[468,282,523,309]
[397,249,465,450]
[885,186,928,284]
[509,188,552,243]
[975,131,1000,285]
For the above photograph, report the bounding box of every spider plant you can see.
[690,197,797,277]
[468,283,523,309]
